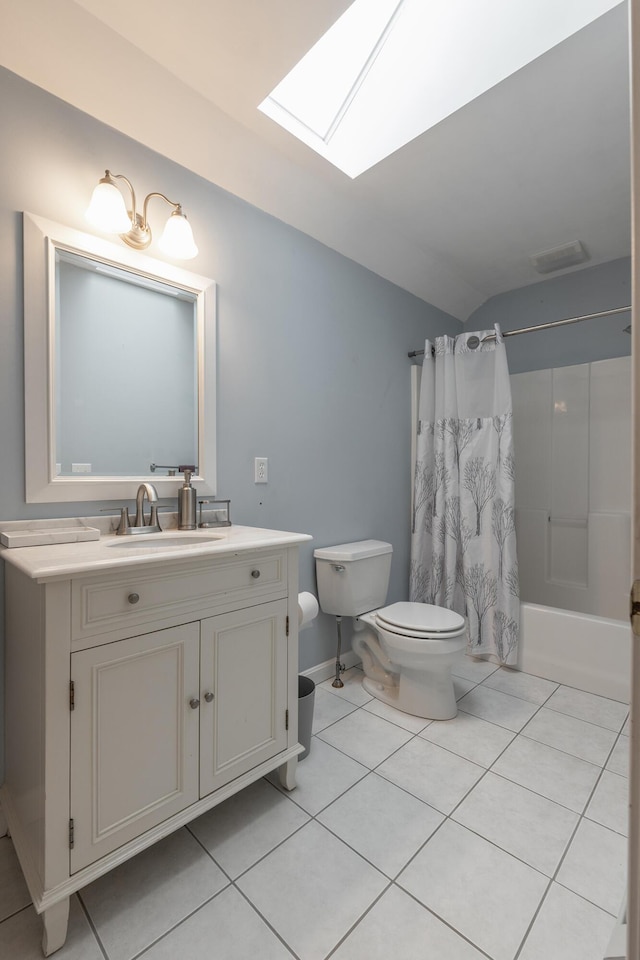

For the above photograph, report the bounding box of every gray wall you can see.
[0,67,461,778]
[466,258,631,373]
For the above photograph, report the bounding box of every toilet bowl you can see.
[354,602,467,720]
[314,541,467,721]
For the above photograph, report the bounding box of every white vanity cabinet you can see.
[69,600,289,873]
[0,530,309,956]
[70,621,201,872]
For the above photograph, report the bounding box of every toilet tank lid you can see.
[313,540,393,562]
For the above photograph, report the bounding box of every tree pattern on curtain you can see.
[410,332,520,664]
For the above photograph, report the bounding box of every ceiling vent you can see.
[530,240,589,274]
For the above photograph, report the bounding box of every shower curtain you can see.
[410,326,519,664]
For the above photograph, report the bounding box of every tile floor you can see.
[0,658,630,960]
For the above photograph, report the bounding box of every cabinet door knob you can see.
[128,593,140,605]
[251,569,261,579]
[189,697,200,709]
[204,691,215,702]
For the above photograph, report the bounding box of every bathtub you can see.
[517,602,631,703]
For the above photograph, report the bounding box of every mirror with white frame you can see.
[23,212,216,503]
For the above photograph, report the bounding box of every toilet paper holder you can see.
[297,592,319,631]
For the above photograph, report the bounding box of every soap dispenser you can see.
[177,469,197,530]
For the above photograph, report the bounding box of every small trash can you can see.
[298,676,316,761]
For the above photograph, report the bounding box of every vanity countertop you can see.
[0,525,313,582]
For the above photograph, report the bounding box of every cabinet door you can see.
[200,599,288,796]
[70,623,200,873]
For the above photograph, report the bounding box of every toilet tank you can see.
[314,540,393,617]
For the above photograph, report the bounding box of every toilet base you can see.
[362,664,458,721]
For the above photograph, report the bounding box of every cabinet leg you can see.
[278,756,297,791]
[42,898,70,956]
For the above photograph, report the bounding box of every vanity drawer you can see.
[71,551,287,642]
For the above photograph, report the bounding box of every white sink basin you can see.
[107,533,225,549]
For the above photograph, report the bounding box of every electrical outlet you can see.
[254,457,268,483]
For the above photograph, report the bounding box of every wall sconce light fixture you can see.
[86,170,198,260]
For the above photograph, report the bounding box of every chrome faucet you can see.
[134,482,159,527]
[116,483,162,535]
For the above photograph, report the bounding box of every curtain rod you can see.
[407,305,632,358]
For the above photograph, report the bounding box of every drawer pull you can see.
[204,691,215,702]
[127,593,140,605]
[189,697,200,709]
[251,569,261,579]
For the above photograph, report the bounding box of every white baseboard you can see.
[300,651,361,686]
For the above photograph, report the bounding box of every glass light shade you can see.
[86,180,132,233]
[159,212,198,260]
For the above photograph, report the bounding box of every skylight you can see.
[259,0,624,178]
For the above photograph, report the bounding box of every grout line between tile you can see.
[517,729,617,769]
[395,883,496,960]
[606,727,631,777]
[534,703,629,735]
[552,878,620,919]
[0,902,35,928]
[478,673,560,706]
[456,703,538,735]
[285,700,557,960]
[184,822,235,884]
[582,730,628,812]
[394,680,625,959]
[49,663,628,960]
[127,885,239,960]
[217,816,314,886]
[75,892,110,960]
[184,690,624,960]
[310,781,433,884]
[507,692,630,959]
[322,884,392,960]
[311,704,360,738]
[511,876,555,960]
[359,700,433,735]
[508,740,627,956]
[547,678,630,707]
[231,884,301,960]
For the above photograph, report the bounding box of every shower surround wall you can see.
[511,355,630,621]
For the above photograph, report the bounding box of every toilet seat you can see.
[375,617,464,639]
[376,601,465,638]
[377,621,465,640]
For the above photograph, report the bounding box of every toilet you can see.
[314,540,467,720]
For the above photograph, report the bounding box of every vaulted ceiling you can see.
[0,0,631,319]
